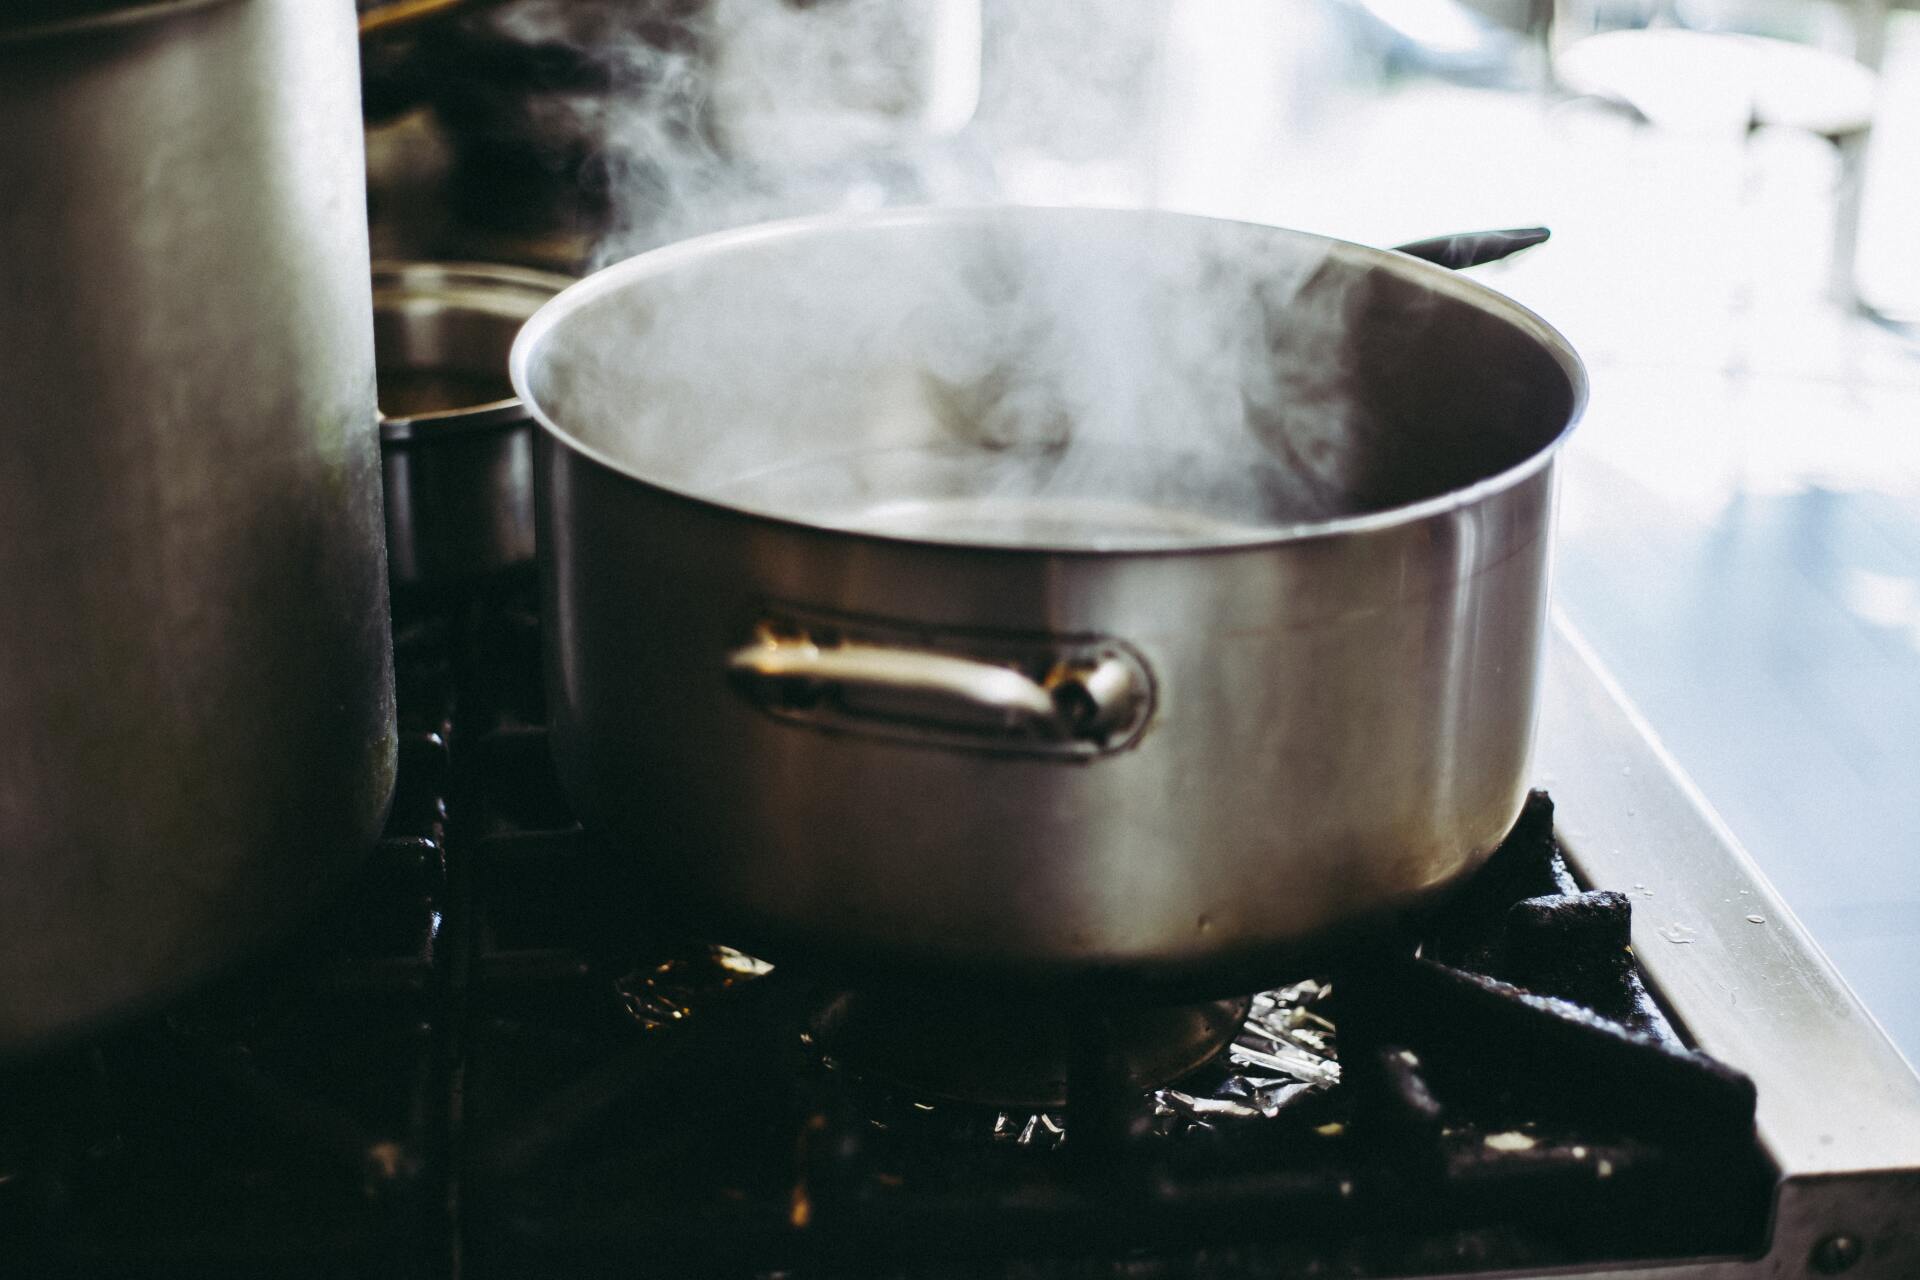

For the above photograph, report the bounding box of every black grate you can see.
[1,582,1776,1278]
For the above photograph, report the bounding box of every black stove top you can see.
[2,584,1775,1278]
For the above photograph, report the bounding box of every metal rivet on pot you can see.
[1810,1234,1863,1274]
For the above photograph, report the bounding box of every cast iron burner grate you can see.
[1,581,1774,1278]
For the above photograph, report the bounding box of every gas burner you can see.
[823,979,1341,1154]
[809,989,1252,1110]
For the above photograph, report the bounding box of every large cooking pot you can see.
[0,0,395,1051]
[512,207,1585,994]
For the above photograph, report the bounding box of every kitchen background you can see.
[365,0,1920,1059]
[8,2,1918,1270]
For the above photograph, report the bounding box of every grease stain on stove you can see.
[1660,922,1699,944]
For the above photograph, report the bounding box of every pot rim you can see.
[510,205,1590,557]
[0,0,233,45]
[376,260,575,445]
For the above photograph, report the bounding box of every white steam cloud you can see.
[506,1,1389,549]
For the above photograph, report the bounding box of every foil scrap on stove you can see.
[991,1112,1068,1149]
[1154,978,1340,1133]
[987,981,1343,1146]
[615,945,774,1032]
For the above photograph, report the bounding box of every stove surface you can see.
[4,588,1916,1278]
[1530,617,1920,1280]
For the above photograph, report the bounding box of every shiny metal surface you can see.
[375,261,569,589]
[518,207,1585,986]
[727,624,1151,752]
[0,0,395,1052]
[731,636,1060,725]
[1524,615,1920,1279]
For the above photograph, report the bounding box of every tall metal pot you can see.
[515,208,1585,996]
[0,0,396,1051]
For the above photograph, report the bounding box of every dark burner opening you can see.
[809,989,1252,1110]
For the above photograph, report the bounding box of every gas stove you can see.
[5,584,1917,1278]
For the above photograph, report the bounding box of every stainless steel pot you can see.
[0,0,395,1051]
[377,262,572,591]
[512,207,1585,993]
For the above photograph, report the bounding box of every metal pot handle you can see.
[1390,227,1550,271]
[727,628,1149,751]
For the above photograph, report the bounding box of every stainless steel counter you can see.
[1534,612,1920,1279]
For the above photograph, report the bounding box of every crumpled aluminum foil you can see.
[615,950,1343,1149]
[992,978,1342,1147]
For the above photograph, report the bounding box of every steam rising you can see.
[501,2,1403,549]
[534,208,1391,548]
[486,0,991,260]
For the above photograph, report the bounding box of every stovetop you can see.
[5,583,1918,1278]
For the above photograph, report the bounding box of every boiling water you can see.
[701,442,1357,549]
[839,495,1274,547]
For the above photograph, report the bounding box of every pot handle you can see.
[1390,227,1550,271]
[727,629,1149,748]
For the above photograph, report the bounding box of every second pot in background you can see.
[377,262,573,592]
